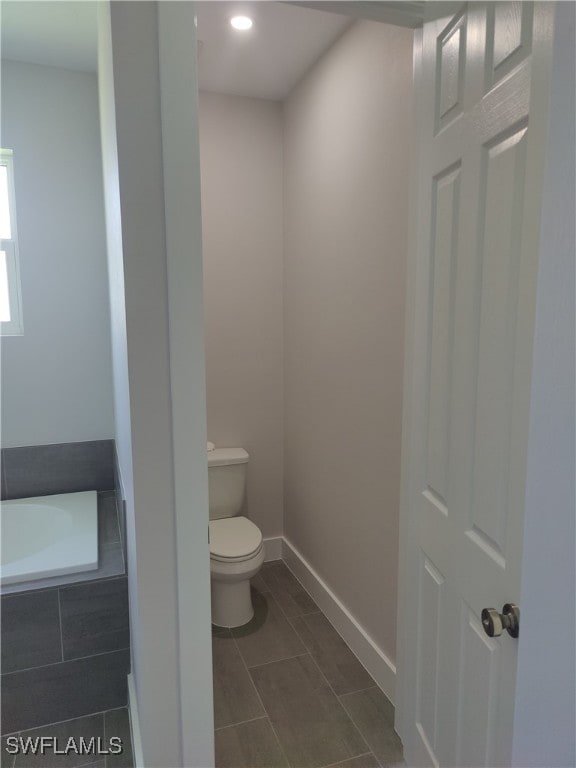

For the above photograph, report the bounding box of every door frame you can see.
[105,2,573,766]
[509,4,575,763]
[98,3,214,766]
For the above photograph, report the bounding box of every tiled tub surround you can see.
[1,441,130,735]
[1,576,130,734]
[1,441,115,501]
[1,441,125,594]
[213,561,404,768]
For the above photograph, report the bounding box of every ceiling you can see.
[0,1,424,101]
[0,1,352,100]
[195,2,352,100]
[1,1,98,74]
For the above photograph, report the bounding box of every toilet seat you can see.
[210,516,263,562]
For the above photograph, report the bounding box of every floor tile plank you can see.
[104,708,134,768]
[12,713,103,768]
[215,718,288,768]
[339,687,403,767]
[290,613,375,696]
[323,753,380,768]
[250,573,270,593]
[212,634,265,729]
[1,735,17,768]
[260,562,319,618]
[251,655,368,768]
[1,651,129,734]
[232,591,306,669]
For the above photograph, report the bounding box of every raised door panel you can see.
[455,605,501,768]
[485,2,533,90]
[436,11,467,132]
[426,165,461,512]
[468,125,529,568]
[416,555,445,764]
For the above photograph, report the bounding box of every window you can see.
[1,149,23,335]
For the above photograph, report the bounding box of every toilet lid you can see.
[209,517,262,560]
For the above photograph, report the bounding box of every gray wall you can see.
[200,91,284,538]
[0,60,114,448]
[283,20,413,662]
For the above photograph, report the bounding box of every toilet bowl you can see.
[208,445,264,628]
[210,516,264,627]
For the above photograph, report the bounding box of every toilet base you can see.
[211,577,254,628]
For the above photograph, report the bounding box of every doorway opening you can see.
[196,3,414,765]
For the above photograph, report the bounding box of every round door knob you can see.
[481,603,520,638]
[481,608,503,637]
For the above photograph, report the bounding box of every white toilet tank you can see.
[207,447,249,520]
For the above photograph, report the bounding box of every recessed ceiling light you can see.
[230,15,253,31]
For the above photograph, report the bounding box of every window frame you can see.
[0,149,24,336]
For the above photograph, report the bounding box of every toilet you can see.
[208,443,264,628]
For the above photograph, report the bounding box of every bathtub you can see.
[0,491,98,586]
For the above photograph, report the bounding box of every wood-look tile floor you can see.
[213,561,404,768]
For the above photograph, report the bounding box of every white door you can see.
[396,3,556,767]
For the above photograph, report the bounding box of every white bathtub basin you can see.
[0,491,98,586]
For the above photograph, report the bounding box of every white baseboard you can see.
[127,673,145,768]
[282,537,397,704]
[263,536,283,562]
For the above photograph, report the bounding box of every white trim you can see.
[281,537,396,703]
[512,5,576,763]
[395,22,424,744]
[157,4,215,767]
[263,536,283,562]
[127,673,145,768]
[0,150,24,336]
